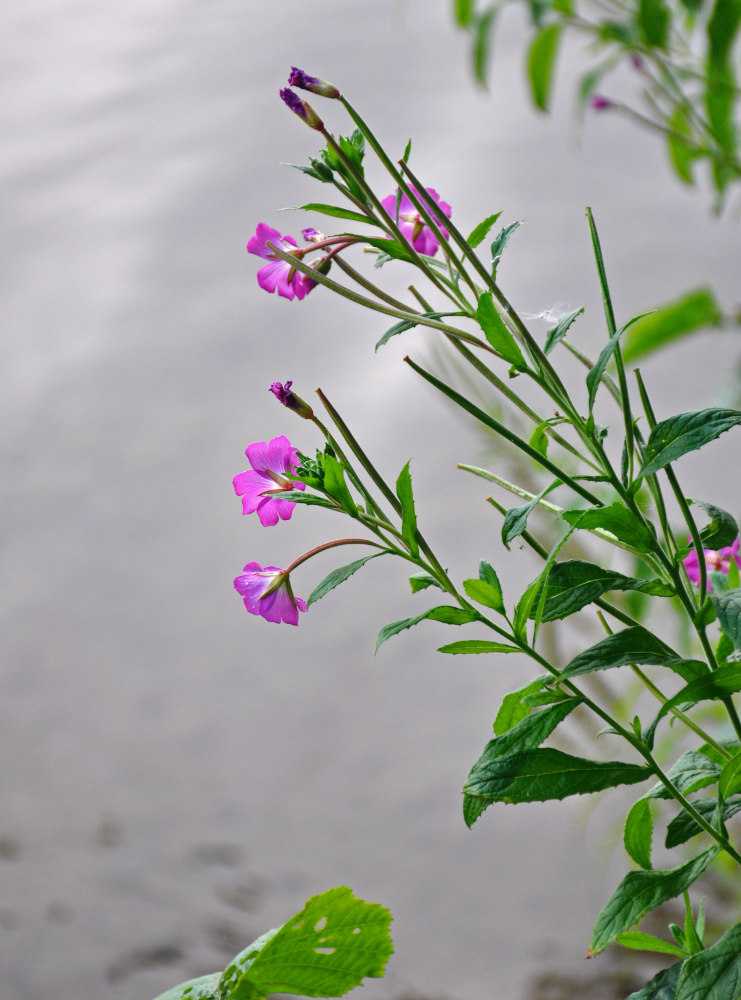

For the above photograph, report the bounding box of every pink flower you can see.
[234,562,307,625]
[683,538,741,588]
[247,223,315,301]
[380,186,451,256]
[233,435,305,527]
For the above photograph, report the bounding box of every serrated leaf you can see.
[295,203,381,226]
[675,920,741,1000]
[490,221,520,278]
[152,974,222,1000]
[438,639,520,654]
[493,679,546,735]
[625,961,683,1000]
[616,931,686,958]
[476,292,527,368]
[647,751,722,800]
[534,559,674,623]
[396,461,418,557]
[720,753,741,798]
[463,578,505,613]
[502,482,560,549]
[375,606,479,652]
[562,626,708,683]
[409,572,444,594]
[590,848,718,956]
[666,794,741,849]
[375,318,416,351]
[645,665,741,745]
[478,560,504,612]
[624,798,654,869]
[308,554,384,608]
[274,490,339,510]
[623,289,722,363]
[710,588,741,648]
[527,24,562,111]
[226,887,393,1000]
[638,409,741,478]
[561,502,655,552]
[464,748,651,808]
[466,212,502,248]
[543,307,584,355]
[692,500,739,550]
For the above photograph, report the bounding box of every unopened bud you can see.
[269,381,314,420]
[279,88,324,130]
[288,67,341,99]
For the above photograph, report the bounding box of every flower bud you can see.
[288,67,341,99]
[279,88,324,130]
[269,381,314,420]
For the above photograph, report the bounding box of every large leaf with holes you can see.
[224,887,393,1000]
[153,974,222,1000]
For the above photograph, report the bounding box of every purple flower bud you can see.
[269,381,314,420]
[301,227,325,243]
[279,88,324,130]
[288,67,341,99]
[590,95,614,111]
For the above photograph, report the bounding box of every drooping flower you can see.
[233,435,305,526]
[269,381,314,420]
[234,562,307,625]
[683,538,741,588]
[247,223,315,301]
[380,186,451,256]
[279,87,324,130]
[288,67,340,99]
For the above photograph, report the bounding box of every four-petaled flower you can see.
[233,435,305,526]
[683,538,741,588]
[234,562,307,625]
[380,186,451,256]
[248,223,315,301]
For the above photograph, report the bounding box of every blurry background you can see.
[2,2,740,998]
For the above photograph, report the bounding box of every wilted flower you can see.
[380,186,451,256]
[288,67,340,99]
[683,538,741,588]
[233,435,305,526]
[234,562,307,625]
[247,223,315,301]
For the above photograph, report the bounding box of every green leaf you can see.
[409,572,444,594]
[478,560,505,612]
[666,794,741,848]
[710,588,741,648]
[463,579,505,613]
[322,454,358,517]
[625,961,683,1000]
[152,974,222,1000]
[308,554,384,608]
[396,461,418,557]
[273,490,339,511]
[616,932,686,958]
[527,24,562,111]
[472,9,497,84]
[561,502,655,552]
[645,665,741,745]
[622,289,722,362]
[375,318,416,350]
[535,559,674,623]
[225,887,393,1000]
[624,798,654,870]
[561,626,708,683]
[638,409,741,478]
[295,203,381,227]
[648,751,722,800]
[667,105,699,186]
[543,307,584,355]
[362,237,417,265]
[587,314,650,412]
[476,292,527,368]
[464,747,651,809]
[490,221,520,278]
[720,753,741,798]
[466,211,502,248]
[675,920,741,1000]
[493,679,547,735]
[438,639,520,654]
[501,484,557,549]
[638,0,670,47]
[376,606,479,652]
[692,500,740,550]
[590,848,718,956]
[455,0,476,27]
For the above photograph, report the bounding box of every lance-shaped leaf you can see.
[644,665,741,746]
[693,500,739,550]
[561,626,708,683]
[490,221,520,278]
[376,606,479,652]
[666,794,741,849]
[710,588,741,649]
[533,559,673,623]
[295,204,383,226]
[624,798,654,870]
[396,461,418,557]
[646,751,722,800]
[675,920,741,1000]
[362,237,417,266]
[493,679,547,735]
[638,409,741,478]
[625,961,683,1000]
[502,482,560,548]
[466,211,501,248]
[543,307,584,355]
[616,932,686,958]
[308,554,385,608]
[438,639,520,654]
[720,753,741,799]
[223,887,393,1000]
[323,454,358,517]
[408,572,444,594]
[527,24,562,111]
[590,848,718,956]
[464,747,651,809]
[274,490,340,511]
[561,502,655,553]
[476,292,527,369]
[622,288,722,363]
[153,974,222,1000]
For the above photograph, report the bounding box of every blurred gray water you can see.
[2,2,740,999]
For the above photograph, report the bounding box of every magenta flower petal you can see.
[248,224,315,302]
[683,536,741,589]
[233,435,305,526]
[380,186,451,256]
[234,562,307,625]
